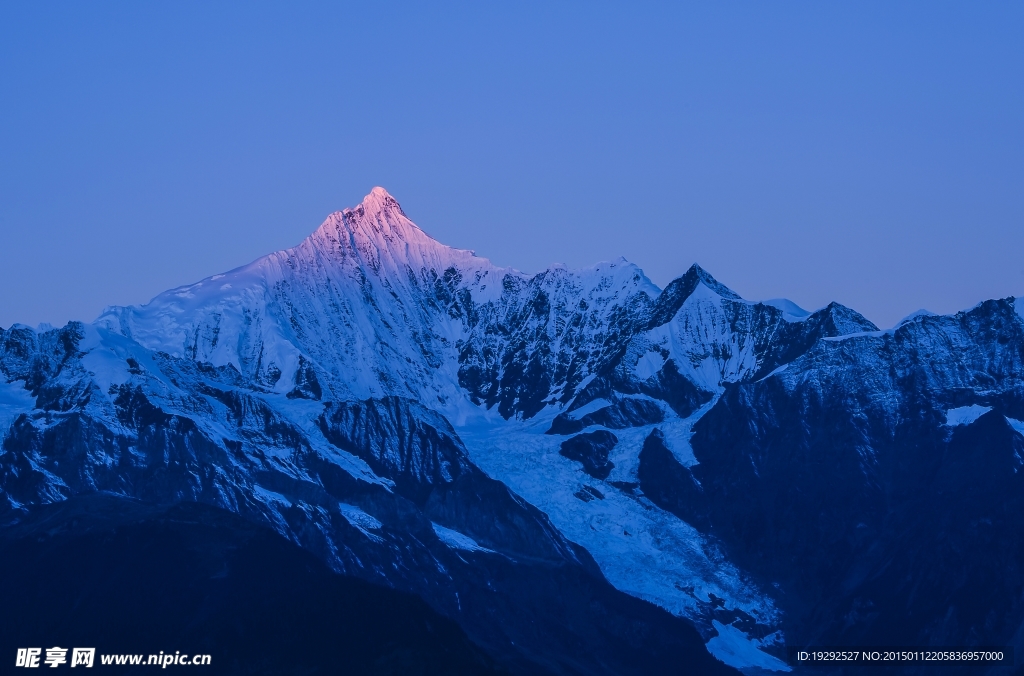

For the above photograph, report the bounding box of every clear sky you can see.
[2,2,1022,329]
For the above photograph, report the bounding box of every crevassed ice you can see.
[457,414,780,659]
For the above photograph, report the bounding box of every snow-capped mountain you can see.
[95,187,660,421]
[3,188,1023,674]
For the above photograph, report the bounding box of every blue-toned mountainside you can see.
[2,188,1022,674]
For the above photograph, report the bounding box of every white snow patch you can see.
[761,299,810,322]
[339,503,383,531]
[758,363,789,382]
[895,309,937,328]
[705,621,791,672]
[823,330,889,342]
[76,325,183,395]
[339,504,385,543]
[653,397,719,468]
[252,485,292,507]
[250,486,294,533]
[945,405,992,427]
[1006,418,1024,470]
[567,398,612,420]
[0,379,35,437]
[80,329,133,393]
[634,350,666,380]
[432,523,494,553]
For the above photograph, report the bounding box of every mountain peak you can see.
[314,187,431,249]
[351,187,406,220]
[818,301,879,334]
[300,188,492,280]
[684,264,741,300]
[646,264,742,328]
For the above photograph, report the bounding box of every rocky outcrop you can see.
[559,430,618,480]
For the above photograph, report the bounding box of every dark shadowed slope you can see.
[0,494,506,676]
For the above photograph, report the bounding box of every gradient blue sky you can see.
[2,2,1022,329]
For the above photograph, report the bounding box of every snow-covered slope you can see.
[96,188,663,424]
[98,188,494,404]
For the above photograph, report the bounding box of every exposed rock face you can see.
[319,397,471,501]
[548,397,664,435]
[559,430,619,480]
[637,429,710,531]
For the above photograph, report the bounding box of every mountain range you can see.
[2,187,1023,674]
